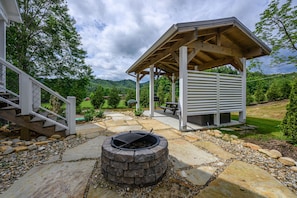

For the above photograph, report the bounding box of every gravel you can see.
[1,115,297,197]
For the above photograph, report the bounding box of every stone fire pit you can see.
[101,130,168,186]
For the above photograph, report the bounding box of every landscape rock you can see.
[2,141,13,146]
[197,160,297,198]
[214,130,223,138]
[64,135,76,141]
[179,166,217,185]
[50,134,61,139]
[290,166,297,172]
[24,141,32,146]
[0,145,10,152]
[36,136,47,142]
[259,149,282,159]
[14,146,28,152]
[28,144,37,151]
[222,134,231,141]
[243,142,261,150]
[220,128,234,132]
[38,146,46,151]
[12,138,21,144]
[3,147,14,155]
[278,157,296,166]
[15,142,25,146]
[206,130,215,136]
[35,141,49,146]
[230,135,238,139]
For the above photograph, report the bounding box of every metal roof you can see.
[126,17,271,77]
[0,0,22,23]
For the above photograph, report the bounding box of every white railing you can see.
[0,57,76,135]
[187,70,242,116]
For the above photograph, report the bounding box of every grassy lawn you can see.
[220,100,290,141]
[80,99,127,109]
[229,115,287,141]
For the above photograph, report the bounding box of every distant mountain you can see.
[88,79,139,94]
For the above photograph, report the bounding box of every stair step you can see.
[1,106,18,110]
[55,120,66,132]
[0,93,10,98]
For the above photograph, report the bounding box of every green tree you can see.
[281,79,297,143]
[125,89,136,107]
[140,84,149,108]
[91,85,105,109]
[254,84,266,103]
[255,0,297,66]
[7,0,92,101]
[266,81,282,101]
[108,87,120,108]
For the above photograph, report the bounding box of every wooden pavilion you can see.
[126,17,271,130]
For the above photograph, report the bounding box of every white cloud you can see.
[67,0,272,80]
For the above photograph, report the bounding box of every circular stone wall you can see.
[101,132,168,186]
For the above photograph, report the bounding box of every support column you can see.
[214,73,220,126]
[0,20,6,92]
[149,65,154,117]
[136,73,140,110]
[239,58,246,123]
[67,96,76,135]
[179,46,187,130]
[171,73,175,102]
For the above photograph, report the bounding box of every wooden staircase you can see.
[0,92,66,139]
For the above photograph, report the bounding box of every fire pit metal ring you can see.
[101,130,168,186]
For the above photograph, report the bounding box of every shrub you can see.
[281,79,297,143]
[246,94,254,106]
[95,109,104,118]
[134,109,143,116]
[91,85,105,109]
[84,109,95,122]
[254,87,266,103]
[108,87,120,108]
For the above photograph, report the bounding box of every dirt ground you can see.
[243,138,297,161]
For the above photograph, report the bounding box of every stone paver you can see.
[107,125,143,133]
[138,119,171,130]
[179,166,217,185]
[168,139,218,169]
[194,141,235,160]
[87,187,121,198]
[1,160,96,198]
[196,160,297,198]
[76,123,105,138]
[62,136,107,161]
[154,129,182,140]
[104,119,127,127]
[105,113,133,121]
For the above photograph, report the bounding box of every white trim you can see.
[171,73,175,102]
[136,73,140,110]
[179,46,187,130]
[239,58,246,123]
[149,65,154,117]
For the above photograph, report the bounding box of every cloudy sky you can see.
[67,0,293,81]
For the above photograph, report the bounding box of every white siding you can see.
[187,70,242,116]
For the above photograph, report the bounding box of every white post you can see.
[214,73,220,126]
[149,65,154,117]
[179,46,188,130]
[67,96,76,135]
[239,58,246,123]
[20,74,32,115]
[171,73,175,102]
[0,20,6,92]
[136,73,140,110]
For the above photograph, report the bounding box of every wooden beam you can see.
[243,47,263,58]
[189,40,243,57]
[139,31,197,70]
[171,51,179,63]
[187,48,200,63]
[233,57,244,71]
[198,57,234,71]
